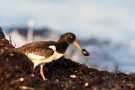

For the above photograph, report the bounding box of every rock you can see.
[0,27,5,38]
[0,35,135,90]
[0,37,34,89]
[0,37,14,53]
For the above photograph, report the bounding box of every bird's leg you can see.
[32,64,37,75]
[40,64,46,80]
[32,66,37,76]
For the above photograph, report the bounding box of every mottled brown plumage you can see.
[17,41,55,58]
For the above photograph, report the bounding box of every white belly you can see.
[27,51,63,67]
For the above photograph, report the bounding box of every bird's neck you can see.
[57,40,69,54]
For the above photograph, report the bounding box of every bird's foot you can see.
[42,76,47,80]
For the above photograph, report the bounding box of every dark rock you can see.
[0,27,5,38]
[0,37,135,90]
[0,38,34,90]
[7,27,59,38]
[0,37,14,54]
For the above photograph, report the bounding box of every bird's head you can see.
[58,32,89,56]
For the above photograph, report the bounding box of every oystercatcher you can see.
[17,32,89,80]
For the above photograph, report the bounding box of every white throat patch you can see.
[49,45,56,51]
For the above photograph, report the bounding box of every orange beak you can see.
[73,40,82,51]
[73,40,89,56]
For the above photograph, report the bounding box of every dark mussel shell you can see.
[82,49,89,56]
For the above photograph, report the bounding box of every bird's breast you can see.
[26,51,63,67]
[52,51,63,60]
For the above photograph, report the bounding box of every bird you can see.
[17,32,89,80]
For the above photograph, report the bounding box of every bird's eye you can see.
[70,36,73,39]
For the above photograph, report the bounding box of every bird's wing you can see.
[29,47,54,59]
[16,41,56,54]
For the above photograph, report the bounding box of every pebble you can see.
[20,78,24,81]
[55,79,59,83]
[70,75,77,78]
[84,82,89,87]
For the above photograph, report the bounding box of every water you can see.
[0,0,135,41]
[1,0,135,73]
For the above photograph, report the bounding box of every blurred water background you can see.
[0,0,135,73]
